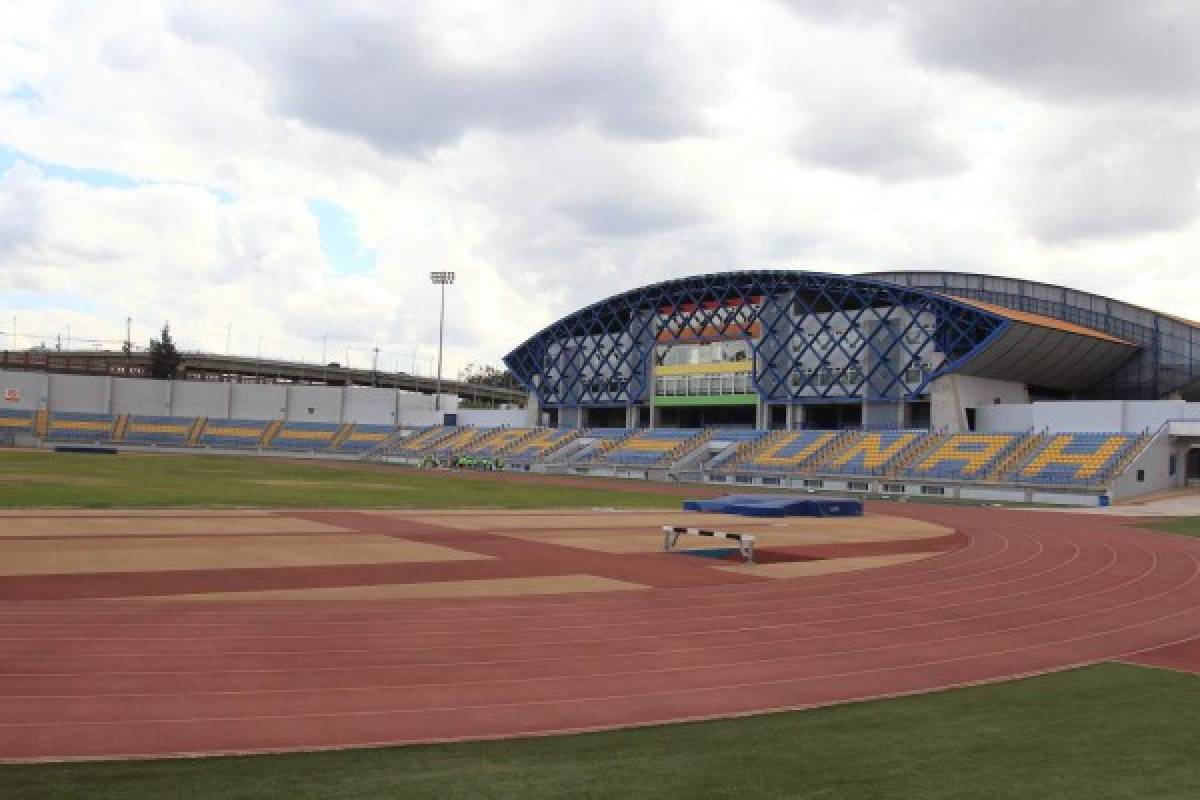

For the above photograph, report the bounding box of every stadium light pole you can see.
[430,271,455,411]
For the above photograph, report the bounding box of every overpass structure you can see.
[0,349,525,408]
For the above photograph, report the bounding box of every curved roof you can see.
[504,271,1009,407]
[861,271,1200,399]
[948,296,1133,345]
[940,295,1139,390]
[860,270,1200,332]
[504,270,1174,406]
[504,270,1200,406]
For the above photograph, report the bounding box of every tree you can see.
[148,323,182,380]
[460,363,518,389]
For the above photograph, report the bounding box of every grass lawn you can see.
[1143,517,1200,539]
[4,663,1199,799]
[0,451,690,509]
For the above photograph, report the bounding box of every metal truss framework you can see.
[504,271,1009,409]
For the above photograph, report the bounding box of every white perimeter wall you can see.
[0,370,469,424]
[0,372,48,410]
[47,374,109,412]
[930,375,1029,432]
[111,377,171,415]
[977,400,1200,434]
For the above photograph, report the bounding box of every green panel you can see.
[653,393,759,407]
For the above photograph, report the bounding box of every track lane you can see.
[3,505,1200,761]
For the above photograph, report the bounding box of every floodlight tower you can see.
[430,271,456,411]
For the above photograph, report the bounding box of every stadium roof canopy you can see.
[504,271,1200,408]
[864,271,1200,400]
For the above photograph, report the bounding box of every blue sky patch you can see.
[308,198,378,275]
[0,144,236,203]
[38,160,141,189]
[4,84,41,103]
[0,143,140,188]
[5,290,99,314]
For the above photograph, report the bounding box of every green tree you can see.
[148,322,182,380]
[461,363,518,389]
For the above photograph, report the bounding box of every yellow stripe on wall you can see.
[656,361,753,376]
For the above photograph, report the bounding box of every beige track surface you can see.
[717,552,937,577]
[124,574,645,602]
[406,510,952,554]
[0,534,489,575]
[0,516,349,537]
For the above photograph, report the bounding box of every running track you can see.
[3,503,1200,761]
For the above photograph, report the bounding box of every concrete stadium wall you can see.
[1124,400,1190,432]
[1035,401,1124,433]
[456,409,528,427]
[171,382,232,418]
[931,375,1028,432]
[979,400,1200,434]
[975,403,1034,432]
[111,377,171,416]
[285,385,342,423]
[231,384,287,420]
[47,374,110,412]
[342,388,399,425]
[0,370,465,424]
[1110,429,1175,501]
[399,410,448,427]
[0,372,48,410]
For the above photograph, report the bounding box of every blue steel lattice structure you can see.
[504,271,1011,412]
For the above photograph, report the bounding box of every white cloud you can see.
[0,0,1198,377]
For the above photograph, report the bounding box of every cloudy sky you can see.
[1,1,1198,376]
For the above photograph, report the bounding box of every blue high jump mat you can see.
[682,494,863,517]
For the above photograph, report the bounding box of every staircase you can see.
[111,414,130,443]
[1106,431,1156,484]
[411,426,461,453]
[583,430,639,464]
[888,431,950,476]
[535,430,583,462]
[429,427,489,457]
[260,418,285,448]
[725,430,788,470]
[986,431,1044,482]
[361,427,413,461]
[328,423,355,450]
[546,434,598,465]
[495,427,541,458]
[805,430,861,472]
[186,416,207,446]
[662,429,714,467]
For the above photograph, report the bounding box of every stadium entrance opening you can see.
[583,407,626,428]
[1188,448,1200,485]
[803,403,862,430]
[657,403,756,429]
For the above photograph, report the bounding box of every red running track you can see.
[2,504,1200,761]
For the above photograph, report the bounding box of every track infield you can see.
[3,500,1200,762]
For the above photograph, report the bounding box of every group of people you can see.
[420,454,504,471]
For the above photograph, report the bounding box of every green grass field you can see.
[5,664,1199,800]
[0,451,690,509]
[1144,517,1200,539]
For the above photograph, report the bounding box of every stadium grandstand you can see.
[4,270,1200,505]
